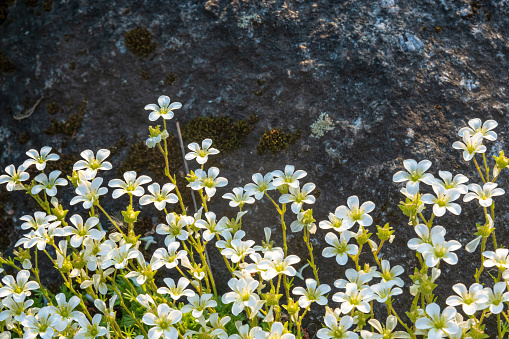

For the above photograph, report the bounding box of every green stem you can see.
[474,157,486,184]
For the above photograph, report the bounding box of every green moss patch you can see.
[17,132,31,145]
[0,52,15,73]
[124,27,157,57]
[182,115,259,153]
[46,102,60,115]
[45,100,86,136]
[257,128,301,155]
[165,72,177,85]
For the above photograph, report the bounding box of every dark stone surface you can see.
[1,0,509,331]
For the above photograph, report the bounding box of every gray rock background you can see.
[1,0,509,331]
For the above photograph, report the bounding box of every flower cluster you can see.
[0,100,508,339]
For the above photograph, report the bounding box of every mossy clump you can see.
[17,132,31,145]
[140,70,149,80]
[109,136,127,156]
[0,0,12,25]
[46,102,60,115]
[165,72,177,86]
[257,128,301,155]
[46,153,78,175]
[182,115,259,153]
[0,53,15,73]
[124,27,157,57]
[42,0,52,11]
[44,100,86,136]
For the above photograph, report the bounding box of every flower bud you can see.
[263,290,282,307]
[376,223,394,242]
[284,298,300,317]
[68,170,81,187]
[122,205,140,224]
[355,227,371,245]
[494,151,509,169]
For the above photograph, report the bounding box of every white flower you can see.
[73,149,112,180]
[263,322,295,339]
[108,171,152,198]
[334,269,373,291]
[31,170,68,197]
[20,211,57,230]
[290,210,317,233]
[332,282,374,314]
[253,228,283,257]
[223,187,255,207]
[433,171,468,194]
[415,303,458,339]
[482,248,509,270]
[0,296,34,323]
[191,167,228,197]
[47,293,82,330]
[222,277,260,315]
[0,164,29,191]
[317,315,358,339]
[94,295,117,320]
[361,315,409,339]
[392,159,434,195]
[152,241,188,270]
[446,283,487,315]
[279,183,316,214]
[194,211,229,241]
[370,281,403,303]
[407,224,446,253]
[21,306,63,338]
[230,321,264,339]
[61,215,105,247]
[140,183,178,210]
[271,165,307,188]
[70,177,108,209]
[420,233,461,267]
[373,260,404,287]
[144,95,182,121]
[157,277,195,300]
[452,131,486,161]
[0,270,39,302]
[101,243,140,270]
[185,138,219,164]
[458,118,498,141]
[322,232,358,265]
[23,146,60,171]
[244,173,275,200]
[146,129,169,148]
[156,213,194,244]
[181,294,217,318]
[75,313,108,339]
[292,279,330,308]
[257,252,301,280]
[335,196,375,228]
[483,282,509,314]
[463,182,504,207]
[221,239,255,263]
[420,185,461,217]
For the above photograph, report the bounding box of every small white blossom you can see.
[223,187,255,207]
[222,277,260,315]
[335,196,375,228]
[420,185,461,217]
[322,232,358,266]
[0,270,39,302]
[75,313,108,339]
[181,294,217,318]
[73,149,112,180]
[185,138,219,164]
[361,315,410,339]
[22,306,63,339]
[23,146,60,171]
[244,173,275,200]
[482,248,509,270]
[420,233,461,267]
[452,131,486,161]
[292,279,330,308]
[463,182,505,207]
[157,277,195,301]
[31,170,68,197]
[317,315,358,339]
[108,171,152,199]
[70,177,108,209]
[458,118,498,141]
[156,213,194,244]
[279,183,316,214]
[271,165,307,188]
[407,224,446,253]
[0,164,29,191]
[257,252,300,280]
[332,282,374,314]
[392,159,434,195]
[152,241,188,270]
[140,183,178,210]
[446,283,487,315]
[144,95,182,121]
[191,167,228,197]
[483,282,509,314]
[433,171,468,194]
[373,260,404,287]
[415,303,458,339]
